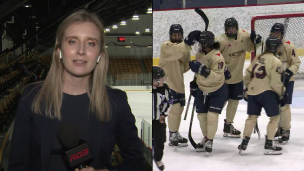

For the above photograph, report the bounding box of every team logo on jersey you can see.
[285,41,291,44]
[215,53,221,57]
[229,44,231,47]
[228,50,245,58]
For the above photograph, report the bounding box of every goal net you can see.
[251,13,304,79]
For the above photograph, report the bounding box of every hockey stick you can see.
[184,8,209,121]
[277,18,289,143]
[187,8,209,149]
[188,101,197,149]
[183,93,192,120]
[255,122,261,140]
[194,8,209,31]
[278,62,286,143]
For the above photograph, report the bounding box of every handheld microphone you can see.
[57,123,93,170]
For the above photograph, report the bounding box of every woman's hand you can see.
[74,166,109,171]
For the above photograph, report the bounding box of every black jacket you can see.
[8,84,145,171]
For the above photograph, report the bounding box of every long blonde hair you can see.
[31,9,111,122]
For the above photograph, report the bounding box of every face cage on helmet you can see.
[225,25,238,38]
[269,31,284,40]
[153,76,167,81]
[170,32,183,43]
[153,77,167,86]
[265,45,278,54]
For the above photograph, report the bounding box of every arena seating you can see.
[0,51,49,133]
[143,59,152,73]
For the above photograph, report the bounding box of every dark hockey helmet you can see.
[198,31,215,48]
[169,24,183,43]
[265,36,282,53]
[153,66,165,80]
[224,17,238,37]
[169,24,183,36]
[270,23,285,38]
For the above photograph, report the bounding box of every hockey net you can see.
[251,13,304,79]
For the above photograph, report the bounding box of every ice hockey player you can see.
[152,66,173,171]
[216,17,262,138]
[158,24,200,147]
[270,23,301,144]
[189,31,228,153]
[240,36,287,155]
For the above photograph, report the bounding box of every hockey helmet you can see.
[169,24,183,36]
[198,31,215,48]
[265,36,282,53]
[153,66,165,80]
[169,24,183,43]
[270,23,285,38]
[224,17,238,37]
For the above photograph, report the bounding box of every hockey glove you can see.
[279,94,287,107]
[243,88,248,102]
[184,30,201,46]
[250,30,262,44]
[281,68,294,86]
[189,60,210,78]
[256,34,262,44]
[224,67,231,80]
[190,80,198,97]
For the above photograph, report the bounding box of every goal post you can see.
[251,13,304,79]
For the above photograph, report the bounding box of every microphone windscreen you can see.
[57,123,79,148]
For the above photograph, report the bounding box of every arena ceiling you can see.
[0,0,152,54]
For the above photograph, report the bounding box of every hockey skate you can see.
[223,119,241,138]
[196,137,207,152]
[169,131,179,146]
[238,136,250,155]
[204,139,213,154]
[281,130,290,144]
[154,160,165,171]
[264,136,282,155]
[176,131,188,147]
[274,127,283,142]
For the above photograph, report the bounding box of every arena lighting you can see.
[105,28,110,32]
[147,8,152,14]
[120,21,126,25]
[145,28,150,32]
[125,46,131,48]
[132,15,139,20]
[135,31,140,34]
[23,5,32,7]
[112,25,118,29]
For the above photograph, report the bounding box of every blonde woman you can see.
[8,10,145,171]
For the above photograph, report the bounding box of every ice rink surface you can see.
[153,61,304,171]
[125,90,152,138]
